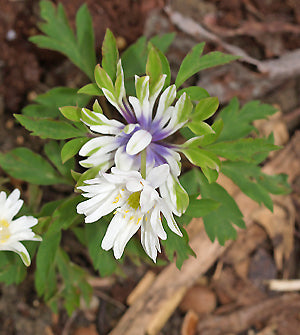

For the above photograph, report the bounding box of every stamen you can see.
[0,219,11,243]
[113,193,122,204]
[127,191,141,210]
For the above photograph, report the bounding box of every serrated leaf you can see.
[15,114,86,140]
[61,137,89,163]
[196,171,245,245]
[75,4,97,79]
[185,198,220,217]
[102,28,119,82]
[30,1,96,79]
[207,138,278,162]
[217,98,277,142]
[222,161,290,210]
[162,225,195,269]
[0,148,66,185]
[175,43,238,88]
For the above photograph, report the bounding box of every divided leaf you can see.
[175,43,238,88]
[30,1,96,79]
[196,171,246,245]
[222,161,291,211]
[217,98,277,142]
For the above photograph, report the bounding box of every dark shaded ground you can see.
[0,0,299,334]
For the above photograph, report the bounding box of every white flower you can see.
[77,165,182,262]
[79,61,192,179]
[0,189,42,266]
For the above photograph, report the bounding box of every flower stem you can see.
[141,149,147,179]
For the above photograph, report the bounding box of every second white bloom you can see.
[77,165,182,262]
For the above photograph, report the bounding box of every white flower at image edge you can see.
[0,189,41,266]
[77,165,182,262]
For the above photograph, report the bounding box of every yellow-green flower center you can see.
[127,192,141,210]
[0,219,11,243]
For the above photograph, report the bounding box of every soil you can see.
[0,0,299,334]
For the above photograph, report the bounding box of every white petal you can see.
[79,136,118,156]
[113,214,142,258]
[126,130,152,155]
[160,201,182,237]
[154,85,176,123]
[1,241,31,266]
[128,96,142,119]
[150,207,167,240]
[147,164,170,189]
[149,74,166,110]
[115,147,137,171]
[9,216,38,233]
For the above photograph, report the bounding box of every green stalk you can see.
[140,149,147,179]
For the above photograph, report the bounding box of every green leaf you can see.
[192,119,224,146]
[188,121,215,136]
[44,141,74,181]
[52,196,82,230]
[76,166,102,188]
[30,1,96,79]
[156,48,171,88]
[59,106,81,122]
[222,161,290,211]
[75,4,97,79]
[94,65,115,92]
[0,252,27,285]
[217,98,277,142]
[182,148,220,182]
[193,97,219,121]
[196,171,245,245]
[179,169,201,195]
[14,114,86,140]
[177,86,210,101]
[162,225,195,269]
[35,229,61,298]
[56,248,92,315]
[207,138,279,162]
[185,197,220,217]
[102,28,119,82]
[146,46,162,94]
[0,148,66,185]
[85,217,118,276]
[175,43,238,87]
[78,83,103,96]
[23,87,90,118]
[61,137,89,163]
[121,33,175,93]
